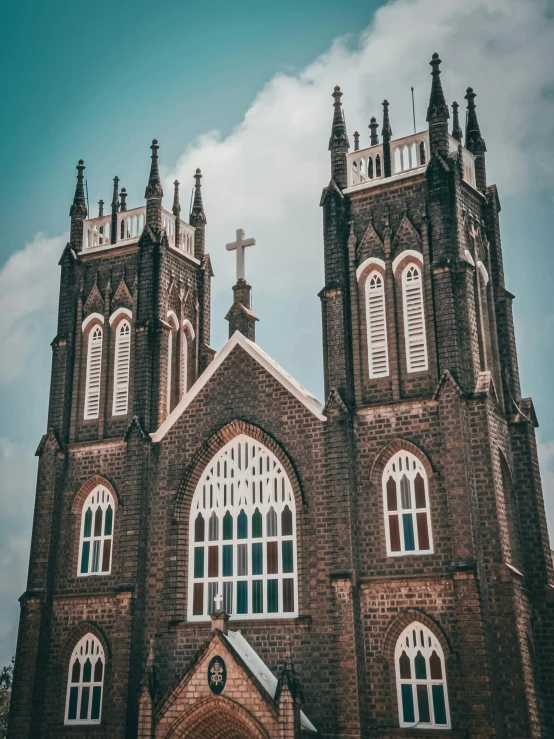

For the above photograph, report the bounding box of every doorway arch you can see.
[162,695,271,739]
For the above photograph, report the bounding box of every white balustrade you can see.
[83,205,196,256]
[391,132,428,174]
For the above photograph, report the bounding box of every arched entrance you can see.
[163,695,271,739]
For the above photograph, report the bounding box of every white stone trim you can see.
[356,257,386,282]
[152,332,325,441]
[463,249,475,267]
[108,307,132,326]
[392,249,423,275]
[167,310,179,329]
[81,313,104,332]
[477,261,489,285]
[182,318,195,339]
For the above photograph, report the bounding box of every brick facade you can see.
[8,54,554,739]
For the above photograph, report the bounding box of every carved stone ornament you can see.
[208,656,226,695]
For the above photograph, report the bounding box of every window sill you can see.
[373,729,466,738]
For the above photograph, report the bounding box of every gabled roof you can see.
[151,331,325,442]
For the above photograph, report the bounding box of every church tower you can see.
[8,52,554,739]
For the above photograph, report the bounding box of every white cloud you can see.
[537,437,554,546]
[0,233,66,383]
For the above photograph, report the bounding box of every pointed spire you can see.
[172,180,181,217]
[328,86,349,188]
[98,199,104,217]
[70,160,87,218]
[145,139,163,230]
[111,176,119,245]
[369,116,379,146]
[426,53,450,156]
[190,168,206,261]
[120,187,127,212]
[353,131,360,151]
[465,87,487,191]
[451,101,463,142]
[191,169,204,217]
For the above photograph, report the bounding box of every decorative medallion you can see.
[208,656,226,694]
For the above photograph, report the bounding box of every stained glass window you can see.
[188,434,298,620]
[65,634,104,724]
[383,451,433,556]
[78,486,115,576]
[395,622,449,728]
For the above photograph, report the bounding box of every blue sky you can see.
[0,0,553,667]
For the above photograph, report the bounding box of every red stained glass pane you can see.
[429,651,442,679]
[399,651,411,679]
[267,541,278,574]
[194,513,205,542]
[416,684,430,723]
[414,473,426,508]
[283,579,294,612]
[416,512,430,551]
[386,476,397,511]
[281,506,293,536]
[94,507,103,537]
[192,583,204,615]
[101,539,111,572]
[208,546,219,577]
[94,659,103,682]
[71,658,81,683]
[389,515,401,552]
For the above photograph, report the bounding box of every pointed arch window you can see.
[78,486,115,576]
[181,320,195,398]
[402,264,428,372]
[84,325,103,419]
[383,451,432,556]
[366,271,389,378]
[395,622,450,728]
[166,312,179,415]
[112,320,131,416]
[65,634,105,724]
[188,434,298,621]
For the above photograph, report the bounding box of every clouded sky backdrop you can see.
[1,0,553,667]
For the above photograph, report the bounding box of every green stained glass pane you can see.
[104,505,113,535]
[252,580,263,613]
[267,580,278,613]
[282,540,293,573]
[68,687,78,720]
[403,514,415,551]
[414,651,426,679]
[80,542,90,574]
[223,545,233,576]
[417,684,430,723]
[80,686,90,719]
[283,579,294,612]
[84,509,92,537]
[237,581,248,614]
[432,685,447,724]
[252,543,263,575]
[252,509,262,538]
[91,686,102,720]
[237,510,248,539]
[83,658,92,683]
[194,547,204,578]
[223,511,233,540]
[401,684,415,723]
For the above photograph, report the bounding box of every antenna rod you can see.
[411,87,416,134]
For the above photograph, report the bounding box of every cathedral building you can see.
[8,53,554,738]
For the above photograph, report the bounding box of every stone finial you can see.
[353,131,360,151]
[328,85,349,151]
[211,610,229,634]
[451,101,463,142]
[191,168,204,217]
[426,53,450,156]
[98,199,104,217]
[145,139,163,229]
[120,187,128,212]
[69,160,87,219]
[111,176,120,244]
[464,87,487,192]
[381,101,392,141]
[369,116,379,146]
[172,180,181,217]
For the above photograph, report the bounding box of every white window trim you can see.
[65,634,105,725]
[112,319,131,416]
[108,306,132,326]
[392,249,423,275]
[166,312,179,415]
[84,324,103,420]
[395,622,450,729]
[181,319,195,398]
[402,264,428,373]
[383,450,433,556]
[187,433,298,622]
[82,312,104,333]
[77,486,115,576]
[477,260,489,285]
[356,256,386,282]
[365,270,389,379]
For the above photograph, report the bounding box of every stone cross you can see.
[226,228,256,281]
[214,591,223,611]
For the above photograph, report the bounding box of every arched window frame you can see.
[83,314,105,420]
[383,450,433,556]
[166,311,179,415]
[78,486,115,576]
[181,319,196,398]
[187,433,298,621]
[401,263,428,373]
[395,622,450,728]
[111,315,132,416]
[365,269,389,378]
[65,633,105,725]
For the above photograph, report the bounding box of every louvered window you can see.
[366,272,389,378]
[402,265,428,372]
[112,320,131,416]
[84,326,103,419]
